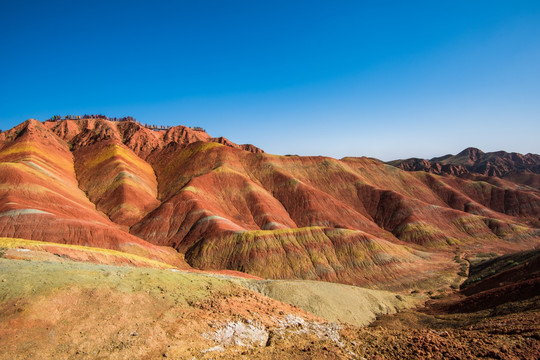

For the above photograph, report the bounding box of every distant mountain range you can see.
[387,147,540,189]
[0,119,538,290]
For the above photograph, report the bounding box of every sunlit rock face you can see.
[0,118,538,287]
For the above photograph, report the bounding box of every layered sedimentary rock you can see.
[0,120,178,265]
[0,119,538,286]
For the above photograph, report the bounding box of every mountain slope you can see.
[0,120,181,266]
[0,119,539,288]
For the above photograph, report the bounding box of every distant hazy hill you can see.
[387,147,540,189]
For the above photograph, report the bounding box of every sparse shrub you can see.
[450,284,459,290]
[395,294,404,301]
[458,270,467,277]
[410,289,420,294]
[506,260,519,267]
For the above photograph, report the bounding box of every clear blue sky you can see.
[1,1,539,160]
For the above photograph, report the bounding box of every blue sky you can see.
[1,1,539,160]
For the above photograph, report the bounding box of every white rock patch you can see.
[202,314,344,353]
[203,320,268,348]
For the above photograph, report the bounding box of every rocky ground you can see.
[346,297,540,360]
[1,250,539,359]
[0,254,411,360]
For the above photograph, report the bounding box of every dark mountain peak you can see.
[457,147,485,162]
[388,147,540,189]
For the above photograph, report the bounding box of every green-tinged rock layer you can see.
[185,227,443,288]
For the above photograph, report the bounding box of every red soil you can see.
[1,119,538,287]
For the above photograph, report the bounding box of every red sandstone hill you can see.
[0,119,539,289]
[387,147,540,190]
